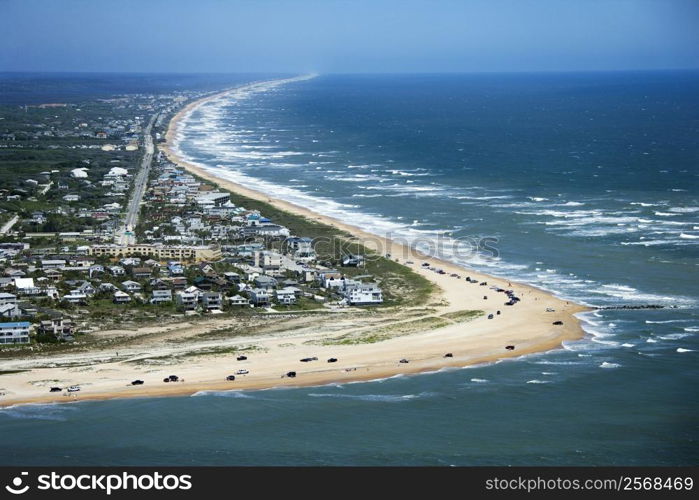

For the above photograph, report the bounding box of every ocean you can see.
[1,72,697,465]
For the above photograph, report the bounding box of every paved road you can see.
[116,113,158,245]
[0,215,19,235]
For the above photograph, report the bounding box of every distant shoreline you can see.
[0,77,590,408]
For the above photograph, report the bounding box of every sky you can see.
[1,0,698,73]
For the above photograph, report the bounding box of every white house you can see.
[63,291,87,304]
[343,283,383,305]
[150,289,172,304]
[120,280,142,292]
[109,265,126,276]
[228,295,249,307]
[275,287,297,305]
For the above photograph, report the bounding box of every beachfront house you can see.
[176,291,198,311]
[249,288,270,307]
[228,294,249,307]
[202,292,223,312]
[150,289,172,304]
[37,318,75,342]
[275,287,297,305]
[0,321,31,344]
[113,291,131,303]
[318,270,343,288]
[343,283,383,306]
[195,191,230,207]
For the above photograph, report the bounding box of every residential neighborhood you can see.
[0,98,385,345]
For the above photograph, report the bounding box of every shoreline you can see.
[0,77,590,408]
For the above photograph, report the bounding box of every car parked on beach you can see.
[131,380,144,386]
[226,375,236,381]
[49,387,62,392]
[327,358,338,363]
[300,357,318,362]
[235,369,249,375]
[67,386,80,392]
[236,355,247,361]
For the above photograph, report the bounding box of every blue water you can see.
[2,72,698,465]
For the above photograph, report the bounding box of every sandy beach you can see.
[0,79,590,408]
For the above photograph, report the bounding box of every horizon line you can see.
[2,67,699,77]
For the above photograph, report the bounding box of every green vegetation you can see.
[185,170,437,307]
[313,316,451,345]
[440,310,484,322]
